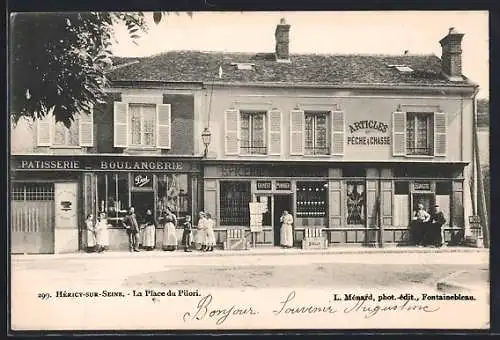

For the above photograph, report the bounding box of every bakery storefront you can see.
[11,155,201,253]
[202,162,466,248]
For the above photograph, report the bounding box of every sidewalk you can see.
[437,269,490,293]
[12,245,488,261]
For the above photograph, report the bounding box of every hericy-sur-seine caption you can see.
[38,289,200,300]
[183,291,477,325]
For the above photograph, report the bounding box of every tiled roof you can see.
[108,51,473,87]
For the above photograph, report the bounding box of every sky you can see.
[111,11,489,98]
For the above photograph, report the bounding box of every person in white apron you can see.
[95,212,110,253]
[204,212,216,251]
[280,210,294,248]
[161,208,178,251]
[195,211,207,251]
[143,209,156,251]
[85,214,96,252]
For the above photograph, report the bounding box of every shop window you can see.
[95,173,129,228]
[129,104,156,147]
[157,174,190,219]
[53,118,79,146]
[406,113,434,156]
[220,181,251,225]
[240,111,267,155]
[346,181,366,225]
[305,112,329,155]
[11,183,54,201]
[296,182,328,217]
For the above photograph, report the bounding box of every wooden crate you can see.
[302,237,328,249]
[302,227,327,249]
[223,229,249,250]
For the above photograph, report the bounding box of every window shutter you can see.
[157,104,172,149]
[289,109,305,155]
[79,105,94,147]
[434,112,447,157]
[331,110,345,156]
[224,109,240,155]
[113,102,128,147]
[268,109,282,155]
[392,111,406,156]
[36,112,53,146]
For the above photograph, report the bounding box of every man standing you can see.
[412,203,430,247]
[123,207,140,252]
[430,204,447,247]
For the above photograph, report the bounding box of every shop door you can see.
[411,193,435,216]
[11,183,55,254]
[131,191,155,223]
[273,195,293,246]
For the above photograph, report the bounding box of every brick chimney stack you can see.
[275,18,291,62]
[439,27,465,80]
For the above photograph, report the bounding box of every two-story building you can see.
[11,80,204,253]
[10,19,478,253]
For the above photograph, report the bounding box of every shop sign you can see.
[249,202,267,233]
[276,181,291,190]
[133,173,153,189]
[346,120,391,146]
[220,165,327,178]
[256,181,272,190]
[414,182,431,191]
[13,156,196,172]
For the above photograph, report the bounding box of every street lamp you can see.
[201,127,211,158]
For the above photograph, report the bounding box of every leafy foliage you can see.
[10,11,191,128]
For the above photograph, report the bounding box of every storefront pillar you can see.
[203,179,217,221]
[380,168,394,246]
[54,182,80,253]
[328,168,342,244]
[452,179,466,236]
[365,168,379,246]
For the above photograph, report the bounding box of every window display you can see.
[96,173,129,228]
[220,181,251,225]
[157,174,190,219]
[346,181,366,225]
[296,182,328,218]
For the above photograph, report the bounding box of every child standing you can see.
[182,215,193,252]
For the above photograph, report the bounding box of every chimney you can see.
[439,27,465,80]
[275,18,290,62]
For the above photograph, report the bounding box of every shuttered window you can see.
[392,111,406,156]
[434,112,447,157]
[224,109,240,155]
[406,112,434,156]
[113,102,171,149]
[36,108,94,147]
[240,111,267,155]
[290,109,305,155]
[268,109,282,155]
[331,110,345,156]
[305,111,329,155]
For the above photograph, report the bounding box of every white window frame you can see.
[239,111,267,155]
[406,112,434,156]
[304,111,330,155]
[129,103,157,148]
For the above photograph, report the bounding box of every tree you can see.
[10,11,190,128]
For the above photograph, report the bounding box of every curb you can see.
[12,246,489,261]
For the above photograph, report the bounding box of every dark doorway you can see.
[131,191,155,222]
[411,193,435,216]
[273,195,293,246]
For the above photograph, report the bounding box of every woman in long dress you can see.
[85,214,96,252]
[162,208,178,251]
[204,212,216,252]
[280,210,294,248]
[143,209,156,251]
[95,212,110,253]
[195,211,207,251]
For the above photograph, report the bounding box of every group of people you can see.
[85,212,110,253]
[411,203,447,247]
[86,207,217,253]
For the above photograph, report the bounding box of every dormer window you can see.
[387,64,414,73]
[231,62,255,70]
